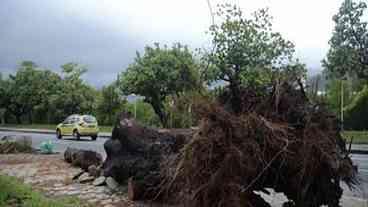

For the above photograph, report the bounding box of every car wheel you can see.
[91,135,97,141]
[56,129,62,139]
[73,129,80,140]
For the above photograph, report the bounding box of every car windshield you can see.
[83,116,97,123]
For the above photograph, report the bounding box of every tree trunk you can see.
[229,80,242,114]
[16,115,22,124]
[28,110,33,124]
[149,100,168,128]
[102,112,192,201]
[4,110,9,124]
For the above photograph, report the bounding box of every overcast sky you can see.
[0,0,345,87]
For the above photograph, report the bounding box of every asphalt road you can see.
[0,131,367,201]
[0,131,107,158]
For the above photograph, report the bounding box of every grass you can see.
[98,126,113,133]
[0,124,113,133]
[0,174,90,207]
[342,131,368,144]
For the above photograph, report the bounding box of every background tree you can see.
[323,0,368,79]
[119,43,201,127]
[0,73,7,124]
[325,78,353,114]
[345,85,368,129]
[32,70,62,123]
[3,61,49,123]
[203,5,296,93]
[125,100,160,127]
[50,63,98,121]
[97,82,126,125]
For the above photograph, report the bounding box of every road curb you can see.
[0,128,111,138]
[350,149,368,155]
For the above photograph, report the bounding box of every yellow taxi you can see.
[56,114,99,140]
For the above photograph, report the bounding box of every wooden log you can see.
[102,112,193,200]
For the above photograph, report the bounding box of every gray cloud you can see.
[0,0,146,87]
[0,0,341,87]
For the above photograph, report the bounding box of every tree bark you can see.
[28,110,33,124]
[102,112,192,200]
[149,100,169,128]
[15,115,22,124]
[229,80,242,114]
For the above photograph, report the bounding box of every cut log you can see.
[102,112,193,200]
[64,147,103,171]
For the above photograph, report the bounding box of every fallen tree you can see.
[164,81,358,207]
[102,112,192,200]
[102,81,357,207]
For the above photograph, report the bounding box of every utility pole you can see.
[131,94,137,119]
[134,101,137,119]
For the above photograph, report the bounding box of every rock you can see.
[106,177,119,190]
[72,169,84,180]
[88,165,100,177]
[64,147,103,171]
[66,190,80,196]
[78,172,94,183]
[93,176,106,186]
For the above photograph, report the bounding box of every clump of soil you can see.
[165,81,357,207]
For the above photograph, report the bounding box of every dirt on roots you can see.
[162,81,358,207]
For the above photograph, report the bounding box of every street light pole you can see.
[134,101,137,119]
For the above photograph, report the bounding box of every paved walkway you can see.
[0,153,133,207]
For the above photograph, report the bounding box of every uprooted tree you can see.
[102,111,192,200]
[202,4,306,113]
[165,80,357,207]
[101,4,357,207]
[102,80,357,206]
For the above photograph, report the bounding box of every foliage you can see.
[125,100,161,127]
[50,63,98,122]
[203,4,296,89]
[325,78,353,115]
[97,82,126,125]
[119,43,201,127]
[0,62,101,124]
[344,85,368,130]
[342,130,368,144]
[0,174,89,207]
[1,61,61,124]
[323,0,368,78]
[165,91,204,128]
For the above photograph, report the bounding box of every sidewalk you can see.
[0,127,111,138]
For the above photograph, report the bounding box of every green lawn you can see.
[0,124,113,133]
[0,174,90,207]
[342,131,368,144]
